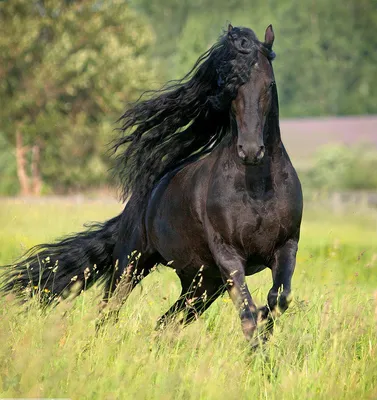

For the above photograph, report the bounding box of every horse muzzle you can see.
[237,144,265,165]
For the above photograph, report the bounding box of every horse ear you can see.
[264,24,274,47]
[228,23,236,41]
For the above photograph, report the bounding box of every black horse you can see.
[1,25,303,340]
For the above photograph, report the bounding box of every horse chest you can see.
[238,197,290,249]
[207,181,300,259]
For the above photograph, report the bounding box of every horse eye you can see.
[269,81,276,89]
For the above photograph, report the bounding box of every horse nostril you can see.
[256,145,265,160]
[238,145,247,161]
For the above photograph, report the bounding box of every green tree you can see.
[304,144,377,190]
[0,0,158,194]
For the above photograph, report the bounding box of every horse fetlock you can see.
[241,316,257,340]
[257,305,270,322]
[278,290,292,312]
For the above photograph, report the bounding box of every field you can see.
[0,199,376,399]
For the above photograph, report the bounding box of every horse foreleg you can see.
[261,238,298,335]
[225,269,259,341]
[212,246,259,341]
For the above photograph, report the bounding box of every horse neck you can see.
[265,91,284,152]
[265,115,285,161]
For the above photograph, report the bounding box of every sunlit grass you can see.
[0,199,376,399]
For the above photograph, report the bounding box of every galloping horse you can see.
[1,25,303,340]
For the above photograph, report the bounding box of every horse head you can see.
[229,25,276,165]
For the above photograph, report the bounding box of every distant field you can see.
[0,199,376,399]
[281,115,377,168]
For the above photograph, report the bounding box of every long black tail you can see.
[0,214,122,300]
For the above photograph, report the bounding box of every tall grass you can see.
[0,200,376,399]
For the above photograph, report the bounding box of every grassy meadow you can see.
[0,198,376,399]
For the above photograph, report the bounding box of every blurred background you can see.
[1,0,376,202]
[0,5,376,396]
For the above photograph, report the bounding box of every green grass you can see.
[0,199,376,399]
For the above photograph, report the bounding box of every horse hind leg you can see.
[156,271,224,329]
[97,249,161,329]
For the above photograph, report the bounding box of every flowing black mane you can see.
[113,26,275,201]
